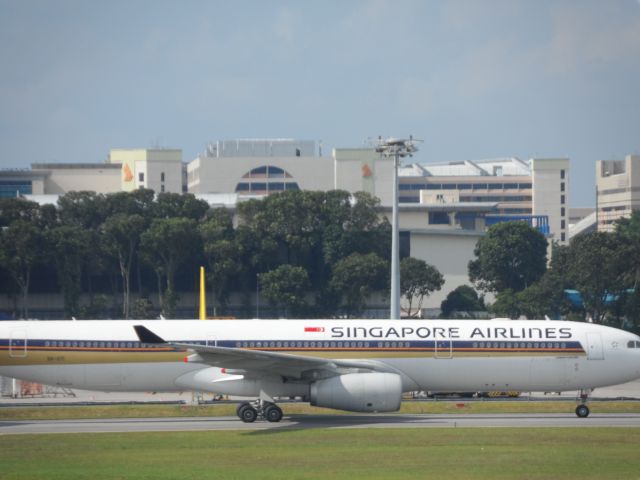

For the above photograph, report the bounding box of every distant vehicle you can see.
[477,391,521,398]
[1,318,639,421]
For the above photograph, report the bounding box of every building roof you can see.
[401,157,532,178]
[31,163,121,170]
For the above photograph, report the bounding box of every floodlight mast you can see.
[375,136,421,320]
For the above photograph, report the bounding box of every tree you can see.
[140,217,201,317]
[0,220,45,318]
[440,285,485,318]
[57,191,108,229]
[154,192,210,220]
[469,221,548,294]
[330,253,388,317]
[259,265,311,317]
[47,225,91,318]
[104,189,155,218]
[102,213,146,318]
[400,257,444,317]
[615,211,640,289]
[199,208,241,313]
[0,198,41,227]
[57,191,111,302]
[566,231,629,324]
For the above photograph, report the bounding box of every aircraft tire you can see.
[238,404,258,423]
[264,404,283,423]
[575,405,590,418]
[236,402,251,417]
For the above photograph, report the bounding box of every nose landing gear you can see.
[575,388,591,418]
[236,400,283,423]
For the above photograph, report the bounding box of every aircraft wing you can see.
[134,325,387,380]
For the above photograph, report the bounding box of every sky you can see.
[1,0,639,207]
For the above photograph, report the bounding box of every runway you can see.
[2,413,640,435]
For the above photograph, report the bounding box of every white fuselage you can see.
[1,319,640,398]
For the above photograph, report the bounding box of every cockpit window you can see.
[627,340,640,348]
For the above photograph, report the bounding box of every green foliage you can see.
[440,285,485,318]
[330,253,388,317]
[140,217,201,318]
[566,231,629,324]
[400,257,444,317]
[154,192,210,220]
[102,213,147,318]
[199,208,241,312]
[469,221,547,294]
[259,265,311,317]
[0,219,46,318]
[46,225,91,318]
[131,298,156,319]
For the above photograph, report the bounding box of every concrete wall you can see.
[596,155,640,231]
[110,149,183,194]
[187,155,334,194]
[531,158,569,243]
[32,165,121,194]
[408,229,484,310]
[334,148,394,206]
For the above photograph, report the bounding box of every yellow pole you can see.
[199,266,206,320]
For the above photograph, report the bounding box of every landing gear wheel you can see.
[238,404,258,423]
[236,402,251,417]
[264,404,283,423]
[575,404,590,418]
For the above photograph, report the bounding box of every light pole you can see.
[256,274,260,319]
[376,136,421,319]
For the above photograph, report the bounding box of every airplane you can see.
[1,318,640,422]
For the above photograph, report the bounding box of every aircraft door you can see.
[586,333,604,360]
[434,337,452,359]
[9,329,27,358]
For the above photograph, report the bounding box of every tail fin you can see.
[134,325,166,344]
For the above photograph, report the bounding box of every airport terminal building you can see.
[0,139,572,312]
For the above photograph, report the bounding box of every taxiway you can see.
[1,413,640,435]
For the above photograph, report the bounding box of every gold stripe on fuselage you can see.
[0,346,585,367]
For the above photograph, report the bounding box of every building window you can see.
[0,180,32,198]
[560,182,565,192]
[161,172,165,182]
[160,184,165,193]
[139,172,144,182]
[561,232,566,242]
[561,220,565,229]
[560,170,565,179]
[429,212,450,225]
[236,166,296,195]
[561,207,565,217]
[561,195,565,205]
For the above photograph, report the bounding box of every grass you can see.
[1,400,640,420]
[1,428,640,479]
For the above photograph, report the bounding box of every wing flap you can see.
[134,325,381,380]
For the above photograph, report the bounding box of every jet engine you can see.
[310,372,402,412]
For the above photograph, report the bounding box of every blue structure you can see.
[564,289,635,308]
[0,180,32,198]
[485,215,550,236]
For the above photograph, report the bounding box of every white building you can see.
[596,155,640,232]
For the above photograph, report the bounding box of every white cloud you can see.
[273,7,297,45]
[545,2,640,74]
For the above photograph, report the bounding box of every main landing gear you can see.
[575,389,591,418]
[236,400,283,423]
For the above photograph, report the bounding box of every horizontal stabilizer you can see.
[134,325,167,344]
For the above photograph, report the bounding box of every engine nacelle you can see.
[310,372,402,412]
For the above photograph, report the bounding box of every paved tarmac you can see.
[1,413,639,435]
